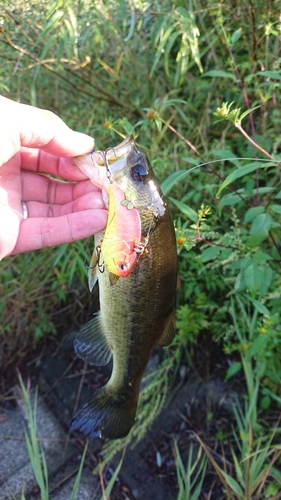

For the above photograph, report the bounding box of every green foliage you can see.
[0,239,93,362]
[1,0,281,497]
[173,441,207,500]
[176,295,210,344]
[198,402,281,500]
[17,373,89,500]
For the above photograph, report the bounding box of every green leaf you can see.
[164,31,182,77]
[203,70,237,81]
[200,245,221,262]
[225,361,242,381]
[252,252,272,263]
[175,6,191,18]
[244,263,261,291]
[259,264,273,297]
[181,157,201,165]
[249,298,270,316]
[161,170,187,195]
[231,28,242,45]
[34,11,64,48]
[216,162,275,197]
[238,105,260,123]
[221,248,232,260]
[70,442,88,500]
[124,4,136,42]
[219,470,244,496]
[100,453,124,500]
[218,194,241,213]
[269,204,281,215]
[159,98,187,111]
[244,206,265,224]
[240,430,249,443]
[260,395,271,410]
[170,198,198,222]
[246,213,273,247]
[265,482,279,497]
[213,149,241,168]
[257,70,281,81]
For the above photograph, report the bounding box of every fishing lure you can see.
[100,183,142,278]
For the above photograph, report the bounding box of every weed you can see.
[1,0,281,497]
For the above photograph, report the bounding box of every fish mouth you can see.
[74,135,137,195]
[91,135,136,170]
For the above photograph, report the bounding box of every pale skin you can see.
[0,96,108,260]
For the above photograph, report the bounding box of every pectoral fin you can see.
[109,272,120,286]
[74,313,112,366]
[158,312,176,347]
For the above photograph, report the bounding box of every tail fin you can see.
[70,386,137,440]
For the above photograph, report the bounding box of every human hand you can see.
[0,96,108,260]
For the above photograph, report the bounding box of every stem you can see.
[236,124,278,163]
[160,118,204,159]
[218,19,262,204]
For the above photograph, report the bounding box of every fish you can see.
[70,135,177,439]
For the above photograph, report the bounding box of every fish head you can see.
[74,136,165,217]
[108,136,165,218]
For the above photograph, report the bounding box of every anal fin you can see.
[74,312,112,366]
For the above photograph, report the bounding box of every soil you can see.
[1,324,241,500]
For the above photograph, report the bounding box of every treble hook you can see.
[90,147,117,184]
[85,246,105,273]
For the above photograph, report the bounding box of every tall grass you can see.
[1,0,281,497]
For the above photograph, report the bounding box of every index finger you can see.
[20,148,91,181]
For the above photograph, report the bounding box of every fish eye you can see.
[131,164,148,182]
[118,263,128,271]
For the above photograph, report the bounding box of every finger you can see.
[10,209,108,255]
[21,172,103,205]
[19,148,92,181]
[0,96,94,166]
[23,191,105,218]
[0,205,21,260]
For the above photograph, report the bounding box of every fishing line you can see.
[164,157,276,194]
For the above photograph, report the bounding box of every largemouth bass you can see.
[70,136,177,439]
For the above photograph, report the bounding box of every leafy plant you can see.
[17,372,88,500]
[173,440,207,500]
[1,0,281,498]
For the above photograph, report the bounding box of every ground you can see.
[0,324,242,499]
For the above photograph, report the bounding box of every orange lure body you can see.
[100,183,141,277]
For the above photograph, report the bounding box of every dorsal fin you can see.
[158,312,177,347]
